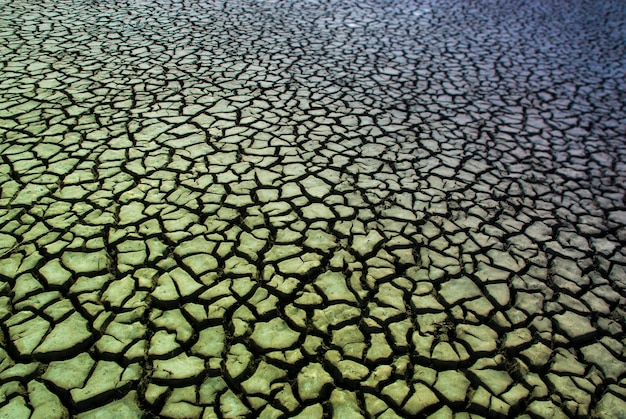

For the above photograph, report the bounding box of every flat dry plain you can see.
[0,0,625,417]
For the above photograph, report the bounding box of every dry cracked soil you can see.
[0,0,625,418]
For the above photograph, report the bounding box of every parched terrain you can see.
[0,0,625,417]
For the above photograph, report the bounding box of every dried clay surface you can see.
[0,0,625,417]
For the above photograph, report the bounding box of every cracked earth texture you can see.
[0,0,625,417]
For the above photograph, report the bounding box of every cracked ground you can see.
[1,0,625,417]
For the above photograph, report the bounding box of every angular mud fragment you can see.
[153,354,206,383]
[251,318,301,350]
[34,312,92,359]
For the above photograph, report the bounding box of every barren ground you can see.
[0,0,625,417]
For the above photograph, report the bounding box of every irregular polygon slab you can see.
[192,326,225,358]
[300,176,331,198]
[314,271,357,303]
[118,201,147,226]
[484,282,511,308]
[301,203,335,220]
[434,370,471,404]
[469,367,513,396]
[101,275,135,308]
[520,342,553,369]
[151,273,180,305]
[0,364,38,387]
[0,233,17,255]
[220,389,251,418]
[34,312,92,359]
[8,314,49,356]
[250,318,301,350]
[331,388,364,418]
[264,244,302,263]
[199,376,228,405]
[304,229,337,252]
[276,253,322,277]
[297,362,333,401]
[42,352,94,391]
[375,282,406,311]
[366,334,394,363]
[174,237,216,261]
[332,325,366,358]
[608,210,626,225]
[27,380,68,419]
[152,353,205,383]
[97,318,145,357]
[553,311,596,343]
[546,373,592,416]
[0,396,31,418]
[74,391,143,419]
[502,328,532,351]
[527,400,569,419]
[0,253,24,278]
[581,341,626,381]
[169,267,204,298]
[364,393,393,418]
[70,361,140,409]
[525,221,552,242]
[150,309,194,343]
[403,382,440,415]
[238,231,266,260]
[469,385,511,416]
[225,343,253,382]
[61,250,109,274]
[12,183,50,206]
[148,330,180,357]
[550,348,587,375]
[474,262,510,283]
[388,318,412,349]
[325,350,369,383]
[381,380,410,408]
[455,324,499,355]
[439,276,482,305]
[161,397,204,419]
[241,360,287,395]
[351,230,385,258]
[594,392,626,419]
[312,304,361,333]
[431,341,470,366]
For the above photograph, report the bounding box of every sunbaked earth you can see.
[0,0,625,417]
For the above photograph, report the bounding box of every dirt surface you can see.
[0,0,625,417]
